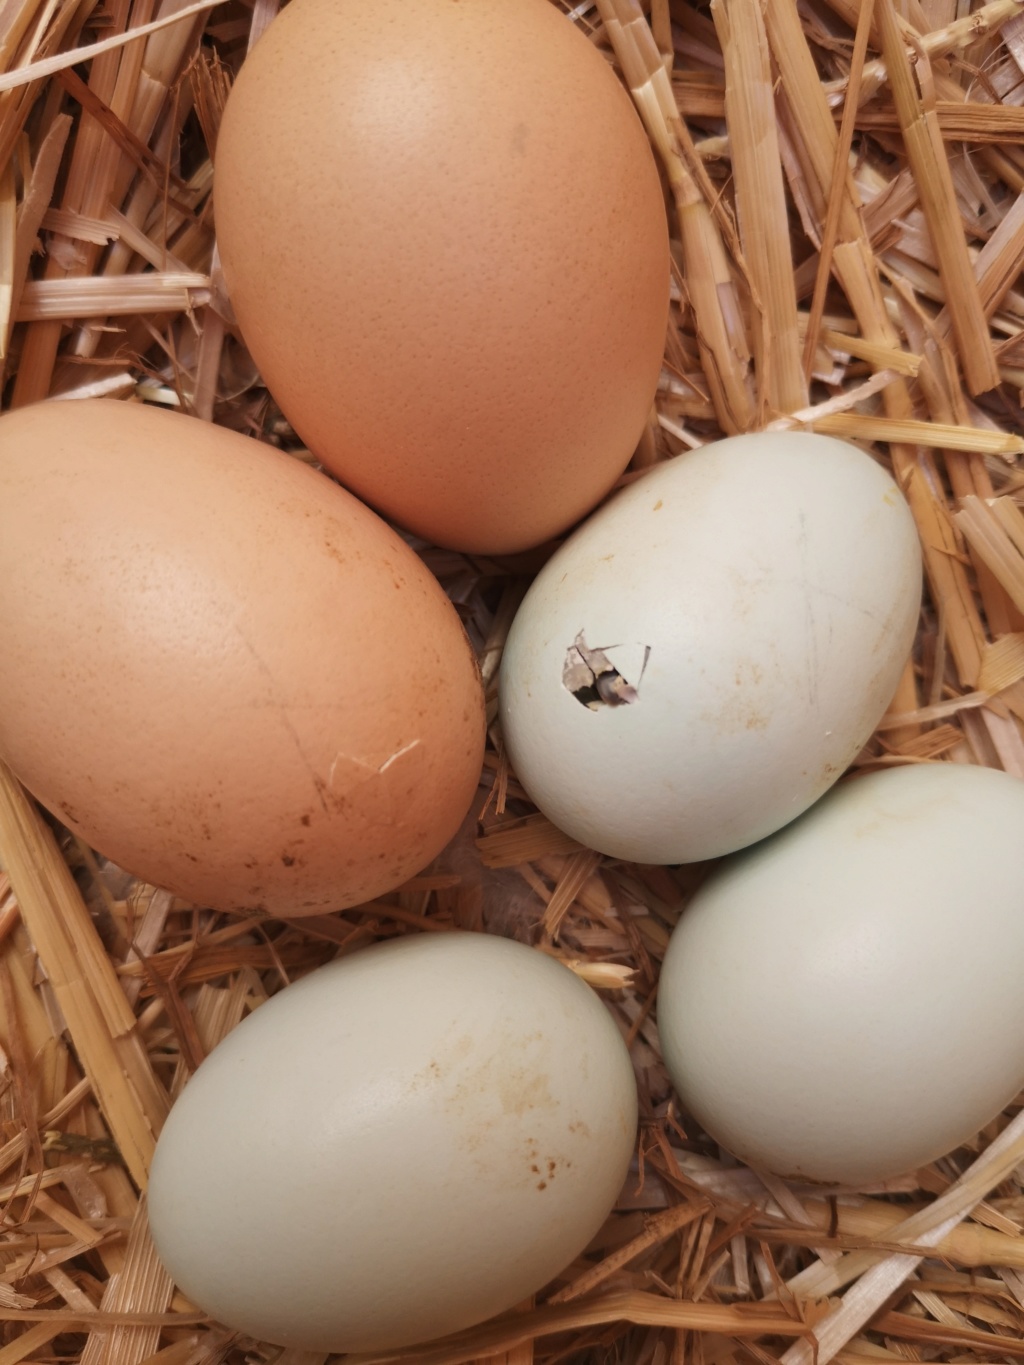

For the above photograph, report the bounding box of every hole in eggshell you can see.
[562,631,650,710]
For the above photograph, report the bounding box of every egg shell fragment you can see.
[147,931,639,1352]
[0,398,485,915]
[499,432,923,863]
[213,0,670,554]
[657,762,1024,1186]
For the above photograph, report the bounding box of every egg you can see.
[213,0,670,555]
[657,763,1024,1186]
[499,432,922,863]
[0,398,484,915]
[147,931,638,1351]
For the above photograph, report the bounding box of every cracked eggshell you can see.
[213,0,669,554]
[499,432,922,863]
[148,931,639,1352]
[0,398,485,915]
[657,763,1024,1186]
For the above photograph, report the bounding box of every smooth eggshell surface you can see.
[213,0,669,554]
[499,432,922,863]
[657,763,1024,1186]
[147,932,638,1351]
[0,399,484,915]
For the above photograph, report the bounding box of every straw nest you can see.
[2,0,1024,1361]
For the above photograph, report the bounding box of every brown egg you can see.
[214,0,669,555]
[0,399,485,915]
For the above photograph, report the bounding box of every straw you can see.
[711,0,807,416]
[3,0,1024,1361]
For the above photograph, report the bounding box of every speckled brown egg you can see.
[0,399,485,915]
[213,0,670,554]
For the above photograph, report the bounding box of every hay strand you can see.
[712,0,807,416]
[0,762,167,1188]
